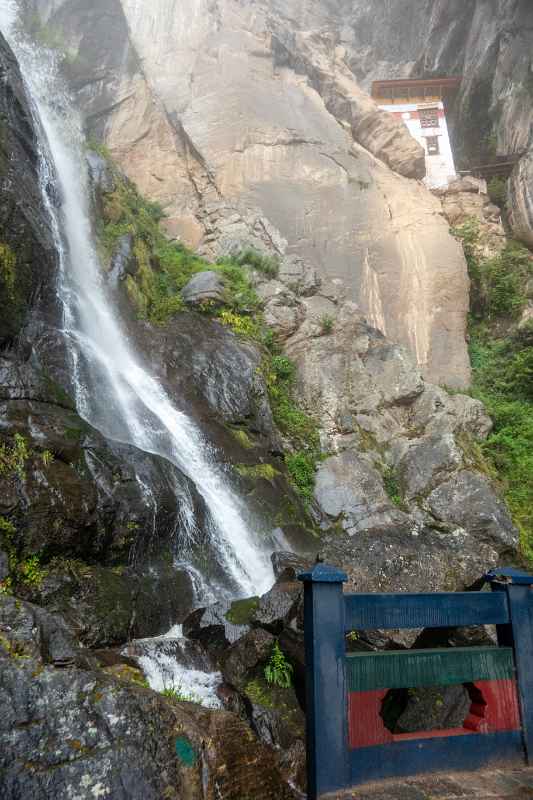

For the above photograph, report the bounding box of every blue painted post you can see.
[299,563,349,799]
[486,567,533,764]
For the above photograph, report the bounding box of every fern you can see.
[264,641,293,689]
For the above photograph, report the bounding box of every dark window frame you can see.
[426,136,440,155]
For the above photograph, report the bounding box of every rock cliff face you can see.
[25,0,533,384]
[336,0,533,246]
[27,0,472,388]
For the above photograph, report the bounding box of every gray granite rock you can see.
[426,471,519,552]
[181,270,225,305]
[397,433,463,500]
[315,450,409,535]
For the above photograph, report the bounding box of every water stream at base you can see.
[0,3,274,696]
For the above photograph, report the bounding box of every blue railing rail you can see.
[299,564,533,799]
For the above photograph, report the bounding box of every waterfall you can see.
[0,2,274,600]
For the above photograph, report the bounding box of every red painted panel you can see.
[471,679,521,732]
[348,679,521,750]
[348,690,391,749]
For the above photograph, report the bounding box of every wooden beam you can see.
[345,647,515,692]
[344,591,510,631]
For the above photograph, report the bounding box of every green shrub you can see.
[286,451,316,502]
[452,221,531,320]
[469,327,533,561]
[0,434,29,478]
[487,176,507,208]
[263,353,321,502]
[161,685,198,703]
[382,466,405,509]
[320,314,334,334]
[235,248,280,278]
[264,641,293,688]
[453,217,533,561]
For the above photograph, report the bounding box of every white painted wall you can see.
[379,101,456,188]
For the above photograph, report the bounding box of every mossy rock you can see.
[225,596,260,625]
[230,428,256,449]
[235,463,280,482]
[243,673,305,746]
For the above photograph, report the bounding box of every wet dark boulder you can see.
[183,597,256,659]
[0,594,79,665]
[381,684,471,736]
[222,627,275,690]
[138,313,279,443]
[238,673,306,790]
[0,402,208,567]
[250,579,302,634]
[322,523,516,598]
[109,232,138,283]
[0,32,59,346]
[271,550,312,582]
[29,562,194,648]
[0,594,296,800]
[86,149,116,199]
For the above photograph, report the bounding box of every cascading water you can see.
[0,3,274,606]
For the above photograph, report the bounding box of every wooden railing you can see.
[299,565,533,798]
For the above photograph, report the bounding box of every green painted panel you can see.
[345,647,515,692]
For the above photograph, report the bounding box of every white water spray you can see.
[0,2,273,598]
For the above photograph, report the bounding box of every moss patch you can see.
[236,463,279,482]
[225,596,260,625]
[230,428,255,449]
[0,243,16,299]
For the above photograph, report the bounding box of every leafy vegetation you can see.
[382,466,406,510]
[264,640,293,689]
[0,433,30,479]
[97,161,269,329]
[236,464,279,481]
[319,314,334,335]
[161,685,199,703]
[487,176,507,209]
[0,242,16,299]
[96,150,322,501]
[0,436,53,594]
[263,355,321,502]
[452,219,533,560]
[233,248,279,278]
[469,335,533,558]
[452,220,530,320]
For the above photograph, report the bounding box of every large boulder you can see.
[395,434,464,500]
[314,450,410,535]
[322,524,513,597]
[181,270,226,306]
[426,471,518,555]
[109,233,138,282]
[0,595,78,665]
[222,627,275,690]
[139,313,278,442]
[0,596,296,800]
[183,598,255,658]
[31,562,194,648]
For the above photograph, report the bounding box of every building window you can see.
[426,136,440,155]
[420,107,440,128]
